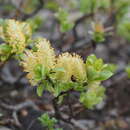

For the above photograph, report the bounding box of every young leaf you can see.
[125,65,130,78]
[38,113,58,130]
[80,85,105,109]
[37,85,44,97]
[34,64,46,81]
[95,71,113,81]
[55,8,74,32]
[0,44,12,53]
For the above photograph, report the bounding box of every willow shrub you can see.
[0,18,114,108]
[0,19,113,129]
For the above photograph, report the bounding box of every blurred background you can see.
[0,0,130,130]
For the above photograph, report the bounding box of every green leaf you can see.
[33,64,46,81]
[43,80,54,93]
[80,0,92,13]
[55,8,74,32]
[125,65,130,78]
[117,16,130,41]
[27,16,43,33]
[87,66,98,81]
[37,85,44,97]
[94,59,103,70]
[103,64,117,73]
[55,8,68,22]
[53,82,73,97]
[86,54,97,65]
[38,113,57,130]
[86,54,113,82]
[115,0,130,23]
[95,71,113,81]
[74,84,85,92]
[98,0,110,9]
[60,20,74,33]
[0,44,12,53]
[80,0,110,14]
[93,32,105,43]
[45,1,59,11]
[80,85,105,109]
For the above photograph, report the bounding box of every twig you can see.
[0,118,20,126]
[71,119,88,130]
[0,100,39,127]
[27,119,37,130]
[12,111,21,127]
[72,13,94,40]
[0,100,38,111]
[65,37,94,53]
[68,93,74,120]
[104,68,127,87]
[52,89,74,125]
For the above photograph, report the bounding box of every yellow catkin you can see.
[0,19,32,54]
[22,38,56,85]
[4,19,26,53]
[20,22,32,40]
[54,52,86,82]
[22,51,38,85]
[34,38,55,69]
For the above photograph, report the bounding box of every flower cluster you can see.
[22,38,55,85]
[0,18,112,109]
[54,53,86,82]
[0,19,32,61]
[22,38,113,109]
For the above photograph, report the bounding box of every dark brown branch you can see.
[104,67,126,87]
[72,13,94,40]
[52,89,74,125]
[68,93,74,120]
[75,13,94,26]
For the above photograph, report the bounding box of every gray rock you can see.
[0,127,12,130]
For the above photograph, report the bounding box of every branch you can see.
[0,100,38,111]
[104,67,127,87]
[52,89,74,125]
[72,13,94,40]
[0,100,38,127]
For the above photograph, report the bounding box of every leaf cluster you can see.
[38,113,62,130]
[22,40,113,108]
[55,8,74,32]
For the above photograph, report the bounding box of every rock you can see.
[0,127,12,130]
